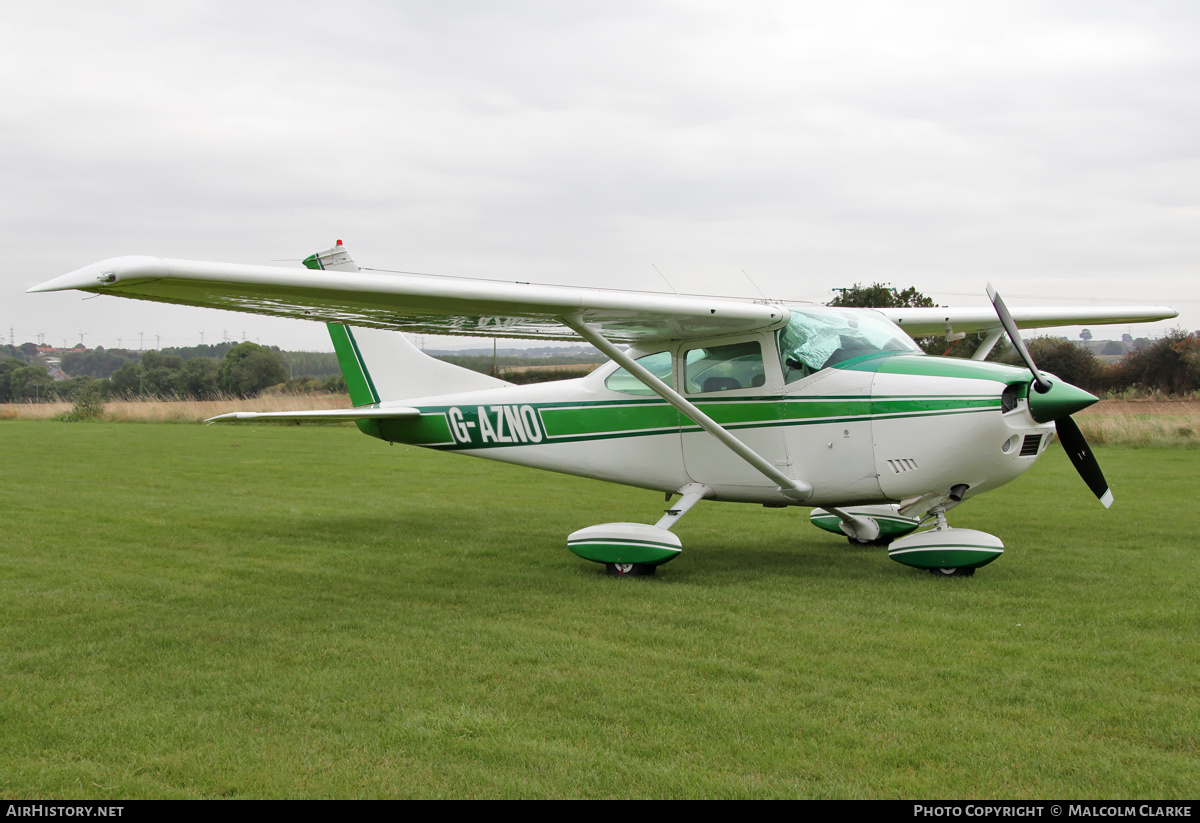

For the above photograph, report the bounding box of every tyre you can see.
[606,563,657,577]
[931,567,975,577]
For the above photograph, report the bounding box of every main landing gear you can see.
[568,484,709,578]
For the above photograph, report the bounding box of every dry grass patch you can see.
[0,393,351,424]
[1077,399,1200,447]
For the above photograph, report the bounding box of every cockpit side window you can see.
[683,341,765,394]
[776,308,921,384]
[604,350,674,395]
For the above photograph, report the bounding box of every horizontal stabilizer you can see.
[206,406,421,424]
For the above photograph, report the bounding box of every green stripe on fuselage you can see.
[363,394,1002,450]
[539,402,680,437]
[871,396,999,416]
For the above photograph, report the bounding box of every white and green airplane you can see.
[30,242,1177,577]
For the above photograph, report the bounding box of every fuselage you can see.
[356,313,1056,508]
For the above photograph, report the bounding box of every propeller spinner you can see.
[986,284,1113,508]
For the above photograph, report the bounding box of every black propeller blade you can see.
[986,283,1051,392]
[986,283,1112,507]
[1055,415,1113,508]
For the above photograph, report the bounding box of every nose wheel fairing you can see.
[886,526,1004,572]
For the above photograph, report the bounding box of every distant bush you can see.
[61,384,106,422]
[1108,330,1200,396]
[262,376,348,396]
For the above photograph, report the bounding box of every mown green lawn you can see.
[0,422,1195,798]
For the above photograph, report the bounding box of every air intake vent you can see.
[1001,384,1022,414]
[887,458,920,473]
[1019,434,1042,456]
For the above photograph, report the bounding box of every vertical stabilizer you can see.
[328,324,511,405]
[308,241,512,405]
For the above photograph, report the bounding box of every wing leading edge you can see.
[29,255,788,344]
[29,254,1177,343]
[881,305,1178,337]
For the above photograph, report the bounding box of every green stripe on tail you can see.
[327,323,380,407]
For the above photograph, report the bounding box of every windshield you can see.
[777,308,920,383]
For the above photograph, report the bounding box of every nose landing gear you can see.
[887,509,1003,576]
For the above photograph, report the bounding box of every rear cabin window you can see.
[683,341,766,394]
[604,350,674,395]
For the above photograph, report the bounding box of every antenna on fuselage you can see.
[651,264,679,295]
[741,269,768,301]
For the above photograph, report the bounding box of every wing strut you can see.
[561,313,814,503]
[971,328,1004,361]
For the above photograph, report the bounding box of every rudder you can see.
[306,241,511,405]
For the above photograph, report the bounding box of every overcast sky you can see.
[4,0,1197,352]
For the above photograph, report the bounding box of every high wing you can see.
[29,254,1177,342]
[28,256,787,344]
[881,305,1177,337]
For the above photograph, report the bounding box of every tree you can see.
[109,362,144,398]
[60,347,140,379]
[141,366,180,397]
[827,282,1007,360]
[0,358,24,401]
[1079,329,1093,342]
[179,357,219,400]
[217,342,288,398]
[1110,330,1200,395]
[141,351,185,373]
[829,283,936,310]
[9,364,54,401]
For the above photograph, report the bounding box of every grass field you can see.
[0,421,1196,798]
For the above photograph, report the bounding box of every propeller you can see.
[986,284,1113,508]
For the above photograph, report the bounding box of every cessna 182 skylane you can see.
[30,242,1177,577]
